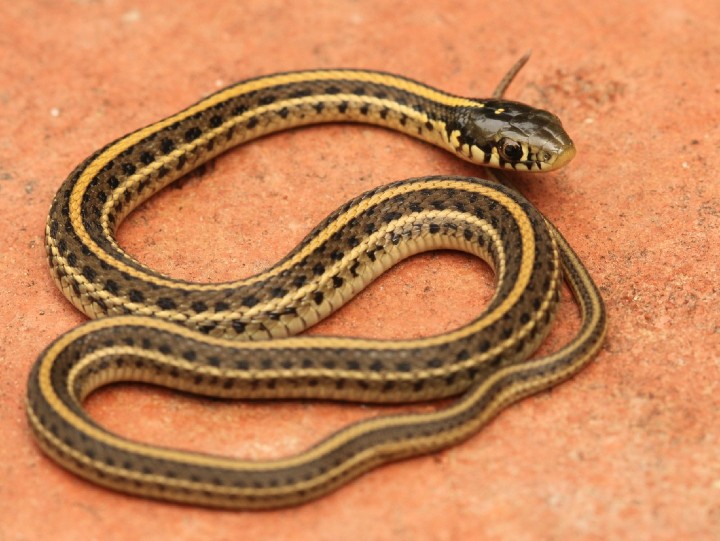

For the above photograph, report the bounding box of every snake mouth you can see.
[551,143,576,170]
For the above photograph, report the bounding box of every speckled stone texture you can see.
[1,1,718,540]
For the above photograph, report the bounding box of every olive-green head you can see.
[452,100,575,171]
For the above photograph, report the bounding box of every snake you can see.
[26,60,607,509]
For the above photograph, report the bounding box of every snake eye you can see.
[498,138,524,162]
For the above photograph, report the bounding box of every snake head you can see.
[451,100,576,172]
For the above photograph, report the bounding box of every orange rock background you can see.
[1,1,718,540]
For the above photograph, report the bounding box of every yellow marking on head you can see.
[449,130,461,148]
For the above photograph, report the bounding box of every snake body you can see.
[26,68,606,508]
